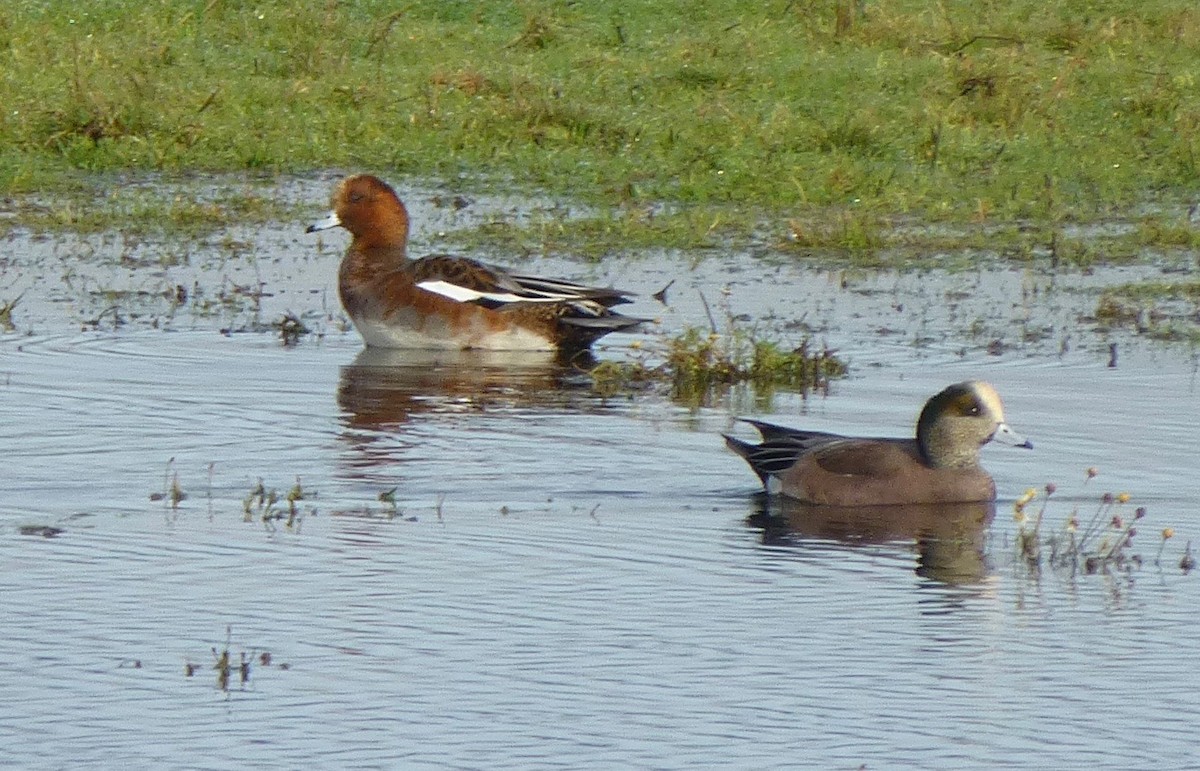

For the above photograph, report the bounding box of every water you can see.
[3,178,1200,768]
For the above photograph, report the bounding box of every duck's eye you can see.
[349,192,364,203]
[966,404,981,416]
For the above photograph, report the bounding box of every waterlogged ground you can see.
[3,175,1200,769]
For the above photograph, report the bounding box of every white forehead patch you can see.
[970,381,1006,422]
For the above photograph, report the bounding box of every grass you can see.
[2,0,1200,246]
[590,316,846,409]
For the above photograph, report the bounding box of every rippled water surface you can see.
[3,178,1200,769]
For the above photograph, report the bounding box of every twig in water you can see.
[697,290,718,334]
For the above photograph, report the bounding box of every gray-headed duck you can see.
[725,381,1031,506]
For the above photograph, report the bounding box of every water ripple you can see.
[3,331,1200,769]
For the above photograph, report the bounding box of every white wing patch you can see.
[417,280,579,305]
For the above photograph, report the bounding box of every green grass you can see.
[590,320,847,409]
[2,0,1200,236]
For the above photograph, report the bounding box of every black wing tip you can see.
[573,287,637,308]
[556,313,649,351]
[559,314,649,332]
[504,272,638,306]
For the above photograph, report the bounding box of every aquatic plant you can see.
[185,625,286,691]
[149,457,187,509]
[0,293,23,332]
[242,477,310,530]
[1181,541,1196,573]
[664,327,845,405]
[378,487,400,517]
[275,311,310,346]
[589,292,845,408]
[1013,469,1191,575]
[326,489,429,518]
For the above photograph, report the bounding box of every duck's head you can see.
[306,174,410,250]
[917,380,1031,469]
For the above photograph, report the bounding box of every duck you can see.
[724,380,1031,506]
[307,174,646,352]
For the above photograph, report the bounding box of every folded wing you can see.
[724,419,914,484]
[408,254,646,342]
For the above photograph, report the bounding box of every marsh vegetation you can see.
[2,1,1199,261]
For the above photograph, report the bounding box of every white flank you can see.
[353,316,555,352]
[417,280,576,305]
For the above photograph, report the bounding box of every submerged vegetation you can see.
[588,282,845,407]
[2,0,1200,254]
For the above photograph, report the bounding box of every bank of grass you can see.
[444,205,1200,268]
[2,0,1200,243]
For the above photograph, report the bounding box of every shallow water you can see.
[3,179,1200,769]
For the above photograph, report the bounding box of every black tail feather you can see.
[723,434,771,485]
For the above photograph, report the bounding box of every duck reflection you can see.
[336,347,596,469]
[747,496,995,586]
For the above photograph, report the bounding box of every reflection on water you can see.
[335,348,601,473]
[747,495,995,585]
[337,347,588,429]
